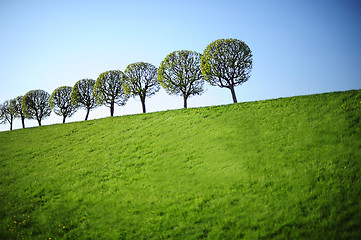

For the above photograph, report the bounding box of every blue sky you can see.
[1,0,361,131]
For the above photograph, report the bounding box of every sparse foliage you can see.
[94,70,129,116]
[71,79,98,120]
[158,50,204,108]
[10,96,26,129]
[124,62,160,113]
[22,89,51,126]
[201,38,253,103]
[49,86,77,123]
[0,100,15,130]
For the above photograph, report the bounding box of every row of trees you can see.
[1,39,253,131]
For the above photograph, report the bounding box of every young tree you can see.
[10,96,26,129]
[123,62,160,113]
[71,79,98,120]
[201,38,253,103]
[49,86,77,123]
[0,104,4,128]
[22,89,52,126]
[0,100,15,131]
[158,50,204,108]
[94,70,129,117]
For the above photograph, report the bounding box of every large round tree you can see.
[22,89,51,126]
[71,79,98,120]
[94,70,129,117]
[201,38,253,103]
[49,86,77,123]
[158,50,204,108]
[123,62,160,113]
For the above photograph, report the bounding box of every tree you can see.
[94,70,129,116]
[201,38,253,103]
[0,104,4,127]
[0,100,15,131]
[49,86,77,123]
[22,89,51,126]
[158,50,204,108]
[123,62,160,113]
[71,79,98,120]
[10,96,26,129]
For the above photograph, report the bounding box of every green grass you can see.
[1,89,361,239]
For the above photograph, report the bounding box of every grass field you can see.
[1,89,361,239]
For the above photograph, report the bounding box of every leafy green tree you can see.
[124,62,160,113]
[94,70,129,116]
[158,50,204,108]
[0,100,15,131]
[22,89,51,126]
[10,96,26,129]
[49,86,77,123]
[71,79,98,120]
[201,38,253,103]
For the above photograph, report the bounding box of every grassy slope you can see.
[0,90,361,239]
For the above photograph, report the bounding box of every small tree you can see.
[0,100,15,131]
[0,104,3,128]
[22,89,51,126]
[158,50,204,108]
[10,96,26,129]
[71,79,98,120]
[201,38,253,103]
[94,70,129,116]
[124,62,160,113]
[49,86,77,123]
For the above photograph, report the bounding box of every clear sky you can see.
[1,0,361,131]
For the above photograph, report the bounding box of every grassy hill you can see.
[1,89,361,239]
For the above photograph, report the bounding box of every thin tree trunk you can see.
[183,96,188,109]
[229,85,238,103]
[10,121,13,131]
[85,108,90,120]
[63,115,66,124]
[140,95,146,113]
[21,116,25,128]
[110,102,114,117]
[37,118,42,126]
